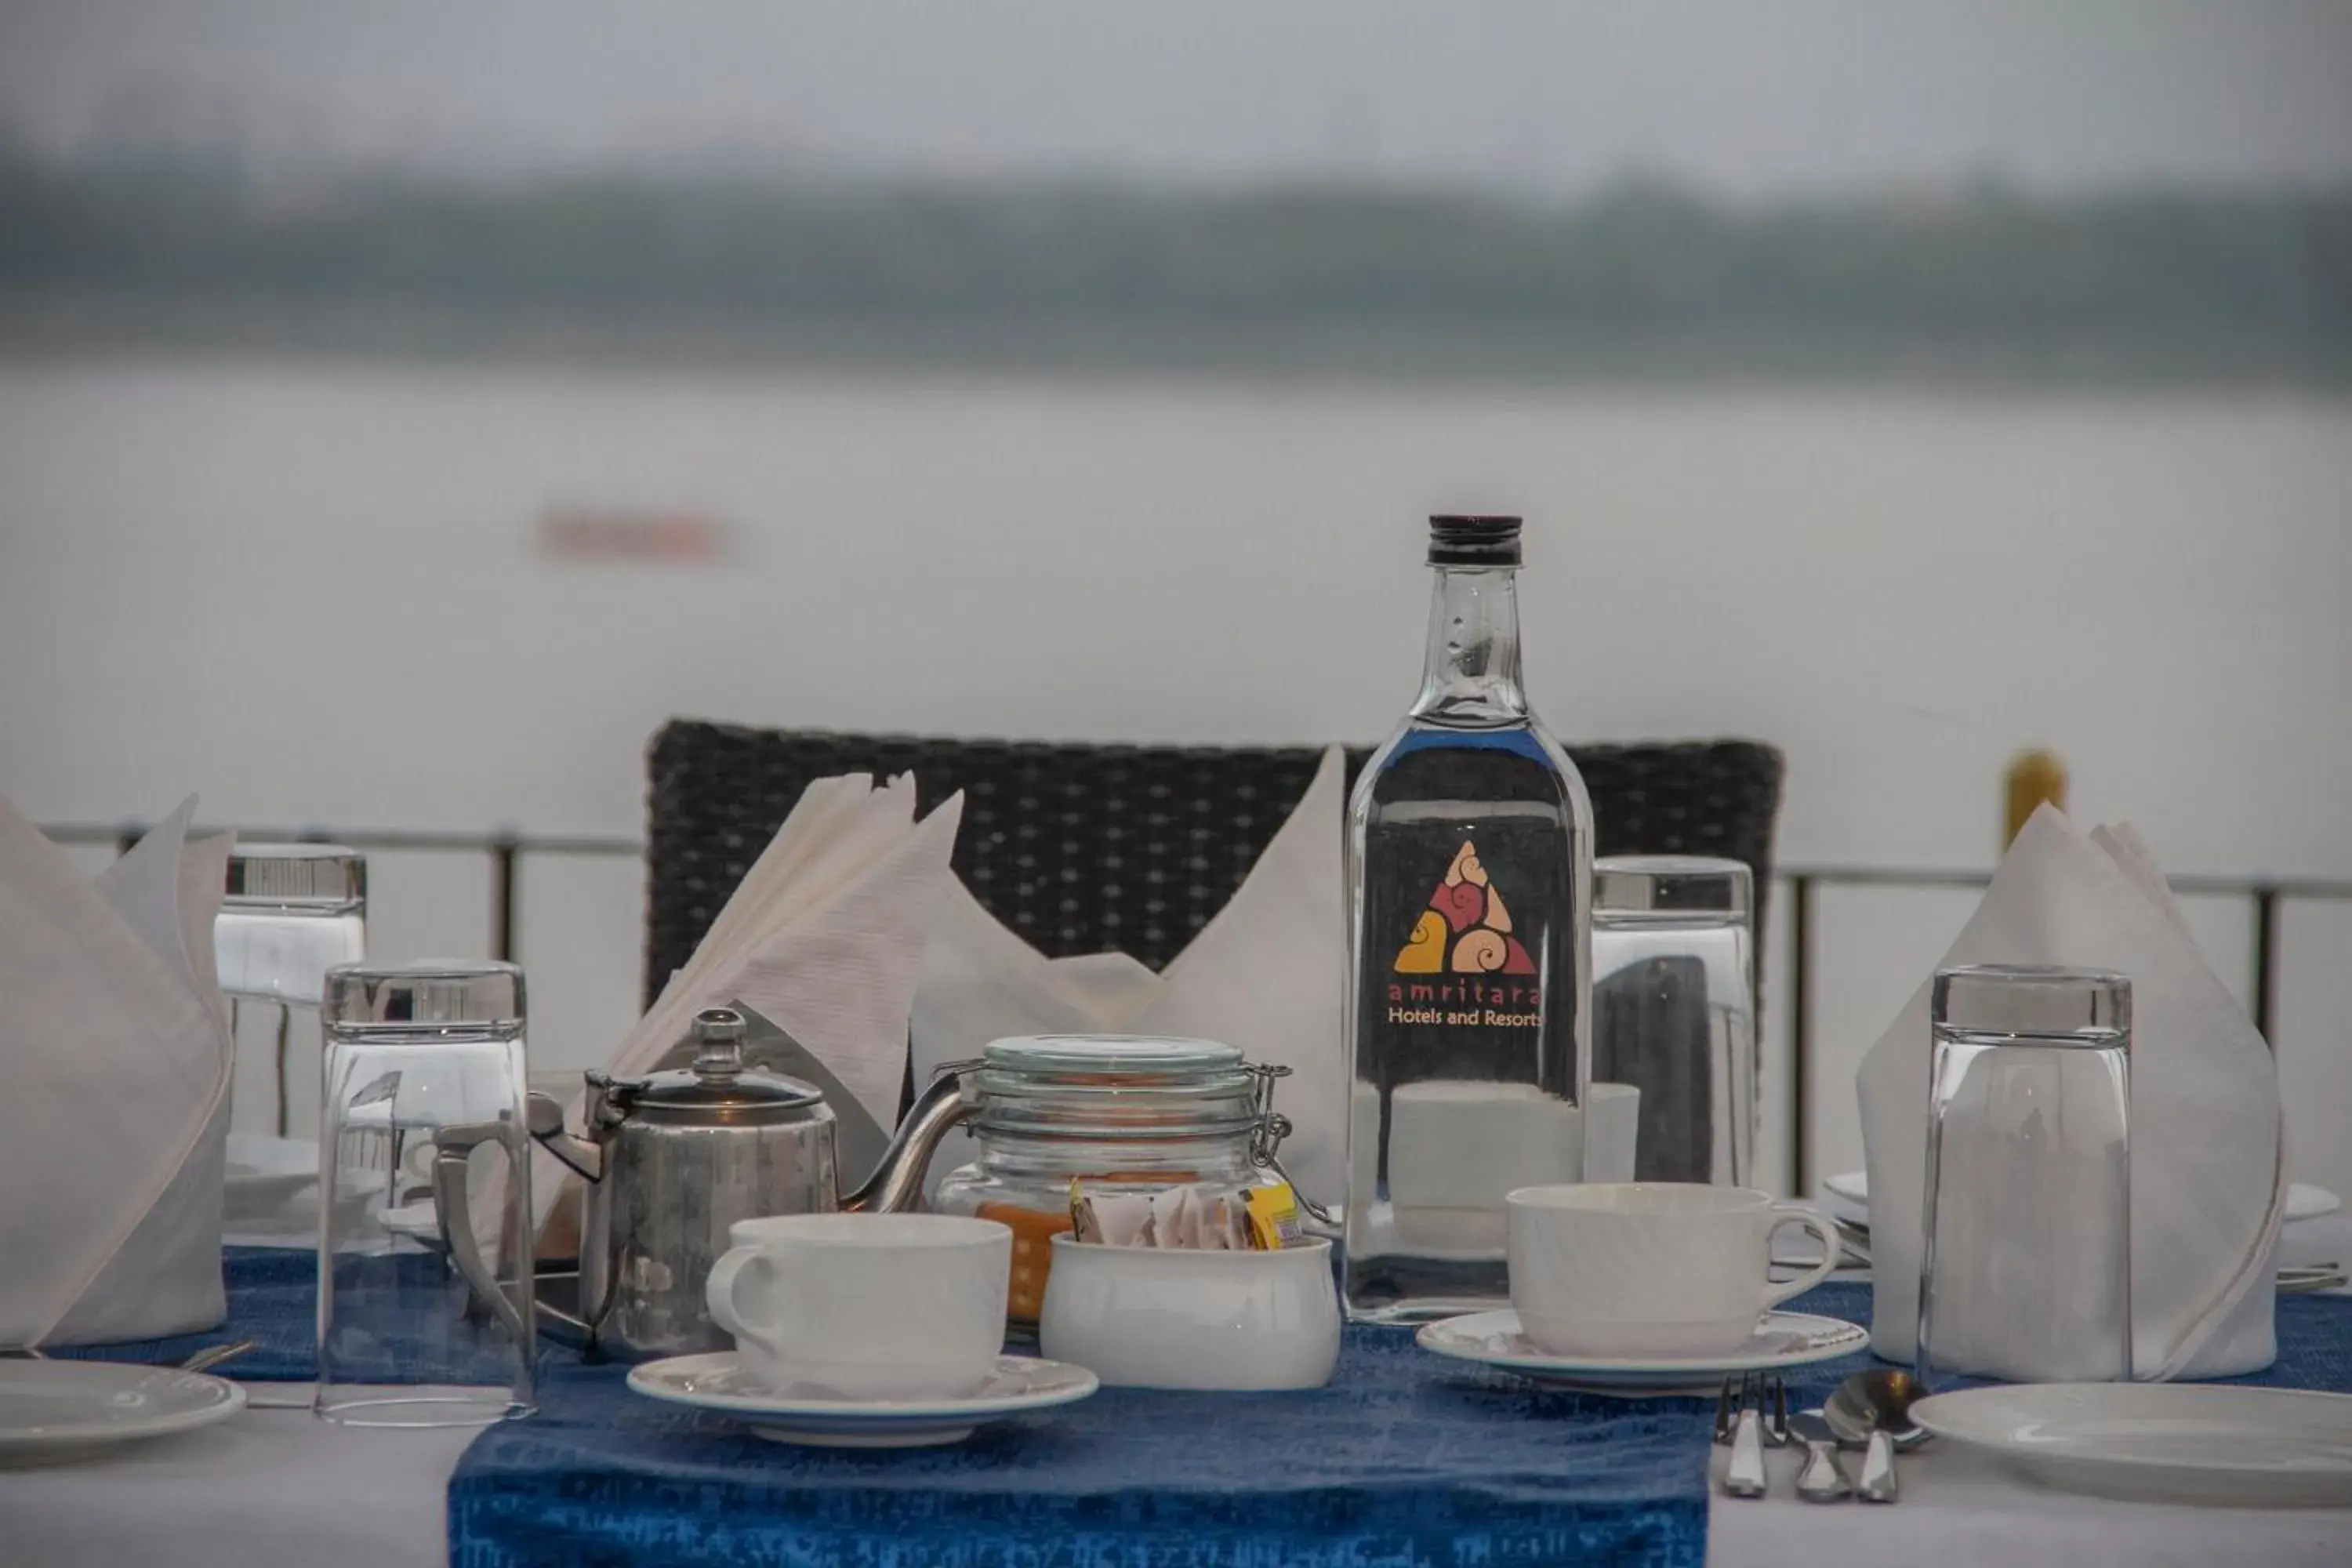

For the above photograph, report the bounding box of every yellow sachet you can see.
[1241,1182,1304,1250]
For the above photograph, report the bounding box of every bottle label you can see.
[1356,811,1579,1121]
[1379,833,1549,1031]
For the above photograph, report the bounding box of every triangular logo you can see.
[1392,839,1537,975]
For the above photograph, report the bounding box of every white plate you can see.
[1415,1308,1869,1397]
[376,1199,442,1243]
[1822,1171,2340,1225]
[627,1352,1099,1448]
[1912,1382,2352,1508]
[223,1134,319,1214]
[0,1361,247,1468]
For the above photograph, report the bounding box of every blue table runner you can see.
[1783,1280,2352,1406]
[64,1246,319,1380]
[63,1245,525,1384]
[450,1327,1712,1568]
[448,1279,2352,1568]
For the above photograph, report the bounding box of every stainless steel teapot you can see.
[510,1006,975,1359]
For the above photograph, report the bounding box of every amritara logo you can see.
[1385,840,1541,1027]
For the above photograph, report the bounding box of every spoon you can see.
[1824,1367,1927,1448]
[177,1339,258,1375]
[2277,1263,2346,1296]
[2,1339,257,1370]
[1788,1411,1853,1502]
[1824,1367,1926,1504]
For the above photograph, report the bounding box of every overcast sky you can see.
[3,0,2349,195]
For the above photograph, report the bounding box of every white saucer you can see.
[223,1134,319,1216]
[0,1361,247,1468]
[1912,1383,2352,1508]
[1416,1308,1869,1397]
[1822,1170,2340,1225]
[627,1352,1099,1448]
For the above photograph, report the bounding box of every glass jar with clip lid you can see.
[930,1034,1315,1335]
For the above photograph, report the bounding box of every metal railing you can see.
[40,822,641,965]
[40,822,2352,1198]
[1777,862,2352,1194]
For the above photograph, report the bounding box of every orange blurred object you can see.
[978,1201,1074,1327]
[2004,750,2069,848]
[536,509,721,563]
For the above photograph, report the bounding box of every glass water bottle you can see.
[1343,514,1594,1323]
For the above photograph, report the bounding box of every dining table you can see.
[5,1206,2349,1568]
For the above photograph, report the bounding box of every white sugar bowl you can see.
[1038,1236,1341,1391]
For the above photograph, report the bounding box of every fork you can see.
[1715,1372,1788,1498]
[1714,1371,1788,1441]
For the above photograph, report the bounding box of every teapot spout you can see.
[842,1062,979,1214]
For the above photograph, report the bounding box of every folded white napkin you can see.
[0,797,235,1348]
[909,746,1350,1207]
[1857,806,2284,1379]
[533,772,962,1228]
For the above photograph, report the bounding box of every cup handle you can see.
[1762,1204,1843,1309]
[704,1247,787,1362]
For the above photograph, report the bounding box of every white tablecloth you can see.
[1708,1436,2352,1567]
[0,1394,470,1568]
[8,1215,2347,1566]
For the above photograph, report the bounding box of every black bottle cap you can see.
[1428,514,1523,567]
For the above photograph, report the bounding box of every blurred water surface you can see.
[2,357,2347,1191]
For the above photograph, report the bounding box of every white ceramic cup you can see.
[1505,1182,1840,1358]
[703,1213,1011,1399]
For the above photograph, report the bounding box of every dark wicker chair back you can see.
[644,722,1782,1007]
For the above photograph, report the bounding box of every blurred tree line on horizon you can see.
[1,156,2346,383]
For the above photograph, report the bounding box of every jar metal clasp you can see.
[1243,1062,1336,1227]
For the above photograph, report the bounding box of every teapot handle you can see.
[525,1091,604,1182]
[433,1120,535,1348]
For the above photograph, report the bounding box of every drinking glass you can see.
[317,960,535,1425]
[1590,855,1754,1185]
[1918,964,2132,1385]
[216,844,366,1138]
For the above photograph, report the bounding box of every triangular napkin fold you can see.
[909,746,1351,1207]
[532,775,962,1232]
[0,797,234,1348]
[1857,805,2284,1379]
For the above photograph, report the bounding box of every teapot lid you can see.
[609,1007,827,1124]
